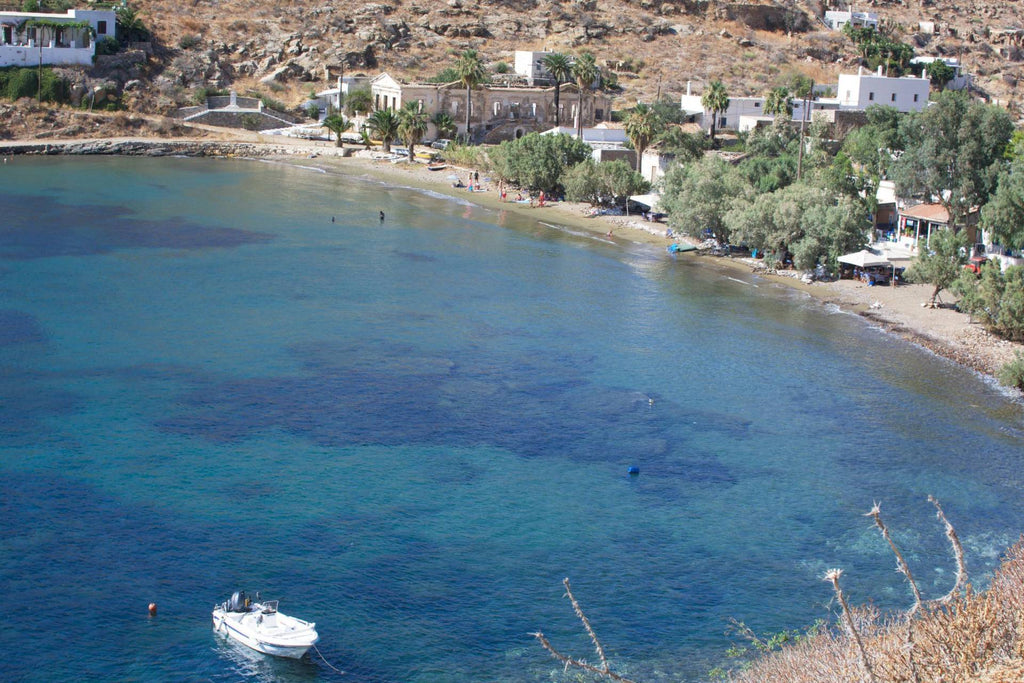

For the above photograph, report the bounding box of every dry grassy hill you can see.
[117,0,1024,117]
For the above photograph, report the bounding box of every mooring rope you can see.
[313,644,345,674]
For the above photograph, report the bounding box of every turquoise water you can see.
[1,156,1023,682]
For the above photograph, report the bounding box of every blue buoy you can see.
[627,466,640,475]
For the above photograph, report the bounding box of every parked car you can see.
[431,139,453,150]
[964,255,988,274]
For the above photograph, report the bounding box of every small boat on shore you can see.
[426,163,448,171]
[212,591,319,659]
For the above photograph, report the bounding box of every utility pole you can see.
[796,80,814,182]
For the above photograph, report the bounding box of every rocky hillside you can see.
[28,0,1024,120]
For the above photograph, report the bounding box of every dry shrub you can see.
[731,538,1024,683]
[180,17,205,35]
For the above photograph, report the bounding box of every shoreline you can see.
[3,134,1021,388]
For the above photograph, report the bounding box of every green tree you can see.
[488,132,592,194]
[904,228,970,306]
[701,79,729,143]
[320,113,349,147]
[650,97,687,125]
[366,108,400,153]
[455,49,486,143]
[345,88,372,117]
[925,60,957,90]
[953,264,1024,341]
[892,90,1013,234]
[540,52,573,127]
[764,87,793,118]
[661,155,751,243]
[397,101,430,160]
[623,103,663,172]
[571,52,599,139]
[981,159,1024,251]
[432,112,456,140]
[656,127,708,165]
[839,105,903,182]
[563,159,649,207]
[726,183,868,269]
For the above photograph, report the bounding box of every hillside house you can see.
[834,66,931,112]
[0,7,116,67]
[367,72,610,143]
[824,9,879,31]
[910,56,971,91]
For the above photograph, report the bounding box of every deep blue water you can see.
[1,156,1023,682]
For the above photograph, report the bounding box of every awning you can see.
[629,193,662,211]
[837,250,890,268]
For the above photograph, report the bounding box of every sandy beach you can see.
[4,134,1022,387]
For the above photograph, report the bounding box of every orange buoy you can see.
[148,602,158,616]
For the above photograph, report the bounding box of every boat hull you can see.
[212,605,318,659]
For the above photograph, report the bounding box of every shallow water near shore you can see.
[2,156,1024,682]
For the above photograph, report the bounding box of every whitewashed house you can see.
[824,9,879,31]
[835,66,930,112]
[0,7,116,67]
[513,50,554,86]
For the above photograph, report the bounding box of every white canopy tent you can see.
[628,193,662,212]
[837,250,890,268]
[838,249,900,286]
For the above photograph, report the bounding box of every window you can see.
[595,108,604,121]
[754,102,760,108]
[891,93,896,102]
[97,20,107,35]
[868,92,874,101]
[913,94,919,102]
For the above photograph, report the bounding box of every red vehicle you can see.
[965,256,988,274]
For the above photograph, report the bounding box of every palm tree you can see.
[541,52,573,127]
[397,101,430,160]
[367,108,400,153]
[701,79,729,143]
[454,49,486,143]
[623,103,663,173]
[431,112,457,141]
[764,87,793,118]
[570,52,599,139]
[114,4,150,44]
[321,113,350,147]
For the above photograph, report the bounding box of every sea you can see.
[2,155,1023,683]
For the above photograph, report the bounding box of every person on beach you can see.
[538,191,545,207]
[379,211,385,223]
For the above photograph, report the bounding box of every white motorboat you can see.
[212,591,319,659]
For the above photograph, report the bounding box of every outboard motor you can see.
[228,590,246,612]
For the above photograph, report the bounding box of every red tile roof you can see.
[900,203,949,223]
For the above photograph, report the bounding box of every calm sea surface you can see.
[2,156,1023,682]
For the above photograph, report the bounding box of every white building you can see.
[836,66,930,112]
[824,9,879,31]
[910,56,971,91]
[311,76,370,113]
[0,7,116,67]
[514,50,554,86]
[680,82,836,134]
